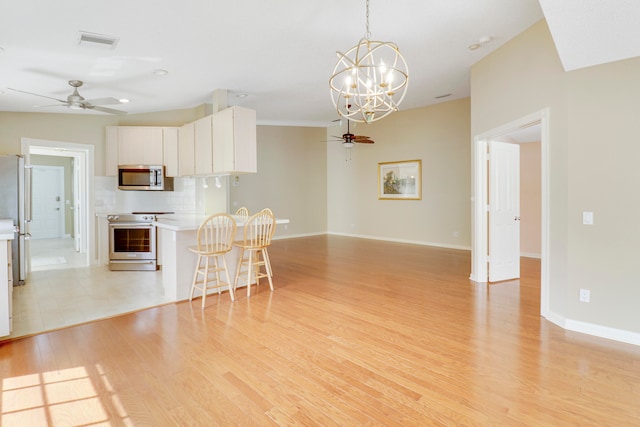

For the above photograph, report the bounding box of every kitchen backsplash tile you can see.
[95,176,204,214]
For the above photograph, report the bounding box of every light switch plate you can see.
[582,211,593,225]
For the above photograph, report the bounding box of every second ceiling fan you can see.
[331,119,374,147]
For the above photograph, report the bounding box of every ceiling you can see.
[0,1,636,127]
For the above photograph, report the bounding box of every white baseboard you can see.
[544,311,640,346]
[273,231,325,240]
[326,231,471,251]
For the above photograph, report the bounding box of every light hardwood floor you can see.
[1,235,639,425]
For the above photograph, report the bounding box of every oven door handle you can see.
[109,223,154,228]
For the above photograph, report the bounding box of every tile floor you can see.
[7,238,171,340]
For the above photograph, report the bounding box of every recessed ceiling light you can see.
[236,93,248,98]
[119,98,130,103]
[152,69,168,76]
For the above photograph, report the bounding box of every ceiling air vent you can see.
[77,31,119,49]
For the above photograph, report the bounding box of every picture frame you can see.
[378,159,422,200]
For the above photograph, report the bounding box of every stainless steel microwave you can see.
[118,165,174,191]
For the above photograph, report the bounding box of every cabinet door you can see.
[178,122,195,176]
[194,115,213,175]
[118,127,163,165]
[212,106,257,174]
[1,241,11,336]
[105,126,118,176]
[163,127,179,177]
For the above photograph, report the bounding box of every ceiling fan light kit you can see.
[329,0,409,124]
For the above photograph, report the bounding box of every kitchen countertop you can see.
[0,219,15,240]
[154,214,289,232]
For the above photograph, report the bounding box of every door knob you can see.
[514,216,521,221]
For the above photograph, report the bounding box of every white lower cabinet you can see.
[1,240,12,337]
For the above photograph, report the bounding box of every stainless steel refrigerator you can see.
[0,154,31,285]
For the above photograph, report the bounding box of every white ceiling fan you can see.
[8,80,128,115]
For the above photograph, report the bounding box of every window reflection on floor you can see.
[2,364,130,426]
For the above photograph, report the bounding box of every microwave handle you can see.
[153,169,160,186]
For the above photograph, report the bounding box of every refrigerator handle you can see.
[25,164,33,223]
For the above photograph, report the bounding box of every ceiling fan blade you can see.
[353,135,373,142]
[86,105,127,115]
[7,88,66,103]
[354,138,374,144]
[33,103,68,108]
[82,97,123,106]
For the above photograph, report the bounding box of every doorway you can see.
[21,138,95,272]
[470,109,549,317]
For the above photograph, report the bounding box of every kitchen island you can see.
[154,214,289,302]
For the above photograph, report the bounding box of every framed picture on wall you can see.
[378,160,422,200]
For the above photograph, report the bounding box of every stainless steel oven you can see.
[107,213,157,271]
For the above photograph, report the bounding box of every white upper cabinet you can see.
[194,115,213,175]
[178,122,195,176]
[105,126,179,176]
[212,106,257,174]
[117,127,164,166]
[162,127,179,177]
[105,106,256,178]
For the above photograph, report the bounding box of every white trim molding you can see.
[545,312,640,346]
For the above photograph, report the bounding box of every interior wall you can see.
[471,19,640,337]
[229,125,327,238]
[327,98,471,249]
[520,141,541,257]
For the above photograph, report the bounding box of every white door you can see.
[31,166,65,239]
[73,158,81,252]
[488,141,520,282]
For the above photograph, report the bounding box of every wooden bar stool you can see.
[189,213,237,308]
[233,209,276,298]
[235,206,249,220]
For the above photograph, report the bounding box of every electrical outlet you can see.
[453,231,460,238]
[579,288,590,303]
